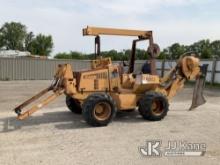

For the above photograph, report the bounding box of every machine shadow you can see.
[0,110,144,133]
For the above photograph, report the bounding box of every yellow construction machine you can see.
[14,26,208,126]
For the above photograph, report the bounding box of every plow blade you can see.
[189,64,208,110]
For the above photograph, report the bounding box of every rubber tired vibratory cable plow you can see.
[14,26,208,126]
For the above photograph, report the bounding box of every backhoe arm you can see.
[160,54,208,110]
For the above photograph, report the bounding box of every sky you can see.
[0,0,220,55]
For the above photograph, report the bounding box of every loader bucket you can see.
[189,64,208,110]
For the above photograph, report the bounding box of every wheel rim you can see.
[93,102,111,121]
[151,99,164,116]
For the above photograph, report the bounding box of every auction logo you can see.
[139,140,206,157]
[139,140,162,157]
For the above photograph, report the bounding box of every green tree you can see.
[55,52,72,59]
[210,40,220,58]
[102,49,116,60]
[54,51,89,59]
[123,49,131,60]
[189,39,212,58]
[24,31,34,51]
[0,22,27,50]
[168,43,186,59]
[30,34,53,56]
[70,51,84,59]
[136,49,148,60]
[0,36,4,48]
[158,48,169,59]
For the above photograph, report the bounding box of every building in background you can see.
[0,49,48,59]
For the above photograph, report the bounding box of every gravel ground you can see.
[0,81,219,165]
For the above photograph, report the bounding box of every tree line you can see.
[55,49,149,60]
[159,40,220,59]
[0,22,53,56]
[55,39,220,60]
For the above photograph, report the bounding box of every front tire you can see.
[82,93,116,127]
[66,96,82,114]
[138,91,169,121]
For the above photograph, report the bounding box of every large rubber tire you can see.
[82,93,117,127]
[138,91,169,121]
[66,96,82,114]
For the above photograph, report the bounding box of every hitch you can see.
[14,85,64,120]
[14,63,75,120]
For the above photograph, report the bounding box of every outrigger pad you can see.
[189,64,209,110]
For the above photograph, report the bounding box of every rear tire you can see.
[138,91,169,121]
[66,96,82,114]
[82,93,116,127]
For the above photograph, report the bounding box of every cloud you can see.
[0,0,219,55]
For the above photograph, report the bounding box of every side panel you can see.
[111,93,139,110]
[133,74,160,93]
[109,65,120,91]
[79,69,109,92]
